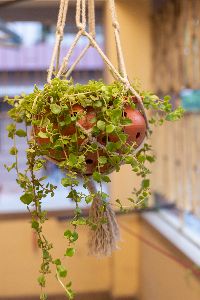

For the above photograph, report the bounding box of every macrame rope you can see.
[65,42,90,78]
[88,0,96,38]
[57,31,83,77]
[47,0,69,83]
[76,0,86,30]
[83,30,125,81]
[87,179,120,256]
[109,0,128,81]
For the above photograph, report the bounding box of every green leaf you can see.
[57,265,67,278]
[67,190,78,199]
[92,171,101,183]
[6,123,16,132]
[68,153,78,167]
[50,103,61,114]
[121,118,132,125]
[106,142,117,152]
[164,95,171,101]
[64,230,78,242]
[65,115,72,125]
[64,229,72,239]
[70,232,78,242]
[54,258,61,266]
[146,155,155,163]
[94,100,102,108]
[38,131,48,139]
[102,175,111,183]
[106,124,115,133]
[110,109,121,122]
[70,134,77,143]
[85,194,94,204]
[98,156,107,165]
[6,123,16,138]
[61,177,71,187]
[31,220,39,230]
[16,129,26,137]
[71,217,86,225]
[26,148,35,153]
[97,120,105,131]
[38,275,46,287]
[43,249,49,259]
[137,154,146,163]
[65,248,75,257]
[66,281,72,288]
[100,192,109,200]
[4,162,16,172]
[142,179,150,189]
[9,147,18,155]
[20,193,34,205]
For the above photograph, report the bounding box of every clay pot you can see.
[76,106,96,130]
[34,100,146,175]
[97,133,118,146]
[123,106,146,147]
[34,105,96,162]
[84,150,111,175]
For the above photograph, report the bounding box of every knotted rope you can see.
[87,179,120,256]
[47,0,69,82]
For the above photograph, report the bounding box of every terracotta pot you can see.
[97,133,118,146]
[123,106,146,147]
[34,100,146,175]
[34,105,96,161]
[84,150,111,175]
[76,106,96,130]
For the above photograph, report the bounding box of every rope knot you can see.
[77,24,85,31]
[56,28,64,37]
[113,21,120,31]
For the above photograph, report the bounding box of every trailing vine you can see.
[5,78,184,299]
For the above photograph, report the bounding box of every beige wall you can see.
[0,215,140,298]
[139,220,200,300]
[104,0,152,89]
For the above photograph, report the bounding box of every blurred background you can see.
[0,0,200,299]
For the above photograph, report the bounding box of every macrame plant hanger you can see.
[47,0,148,256]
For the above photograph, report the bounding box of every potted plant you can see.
[5,77,184,299]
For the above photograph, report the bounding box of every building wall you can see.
[0,215,140,298]
[139,220,200,300]
[104,0,152,89]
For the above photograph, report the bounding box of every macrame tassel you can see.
[87,179,120,256]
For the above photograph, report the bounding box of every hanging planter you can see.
[32,81,147,175]
[5,0,184,299]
